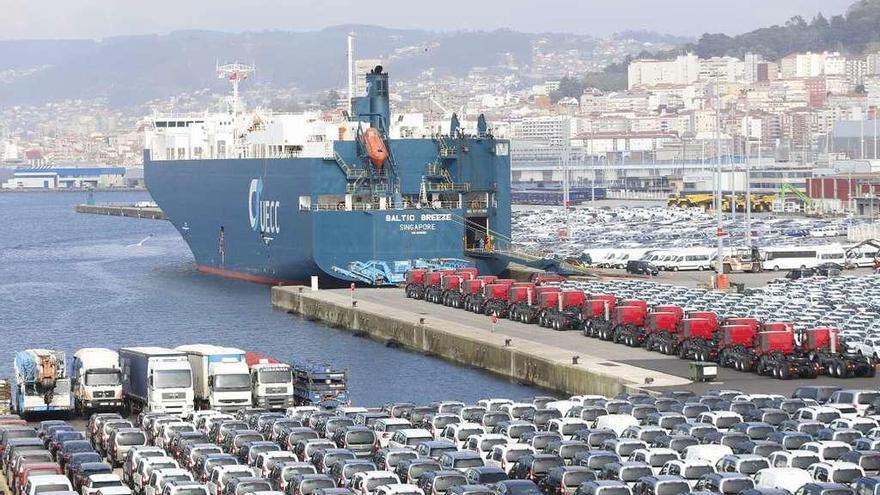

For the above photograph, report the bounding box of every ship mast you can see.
[217,62,255,156]
[347,33,354,116]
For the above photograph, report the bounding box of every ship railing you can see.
[304,201,468,212]
[424,182,470,192]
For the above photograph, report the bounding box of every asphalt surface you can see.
[596,267,878,288]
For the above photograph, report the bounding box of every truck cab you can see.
[175,346,251,413]
[72,348,123,415]
[245,354,294,411]
[119,347,194,418]
[14,349,74,417]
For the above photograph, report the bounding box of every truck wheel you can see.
[779,365,791,380]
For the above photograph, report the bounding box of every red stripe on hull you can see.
[196,265,304,286]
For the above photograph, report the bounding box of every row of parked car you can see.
[7,385,880,495]
[511,206,863,262]
[0,412,140,495]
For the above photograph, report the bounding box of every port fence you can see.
[848,223,880,241]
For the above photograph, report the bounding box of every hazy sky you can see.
[2,0,856,40]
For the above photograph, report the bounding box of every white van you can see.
[827,389,880,416]
[594,415,639,436]
[683,445,733,465]
[666,249,715,271]
[845,246,880,268]
[754,467,812,494]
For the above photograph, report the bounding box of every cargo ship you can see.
[144,57,510,286]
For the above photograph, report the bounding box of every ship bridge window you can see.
[155,121,168,128]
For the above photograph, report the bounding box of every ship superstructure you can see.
[144,58,510,286]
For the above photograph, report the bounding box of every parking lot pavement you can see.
[599,267,877,288]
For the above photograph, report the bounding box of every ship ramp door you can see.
[465,215,489,250]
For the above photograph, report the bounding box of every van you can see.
[683,445,732,465]
[753,468,812,494]
[827,390,880,416]
[666,251,714,272]
[594,416,639,436]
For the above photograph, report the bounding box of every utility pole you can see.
[715,89,724,274]
[745,96,752,248]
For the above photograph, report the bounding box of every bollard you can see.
[419,317,425,325]
[504,338,512,347]
[572,356,579,365]
[352,300,357,308]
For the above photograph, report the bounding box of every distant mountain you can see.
[0,25,599,107]
[680,0,880,59]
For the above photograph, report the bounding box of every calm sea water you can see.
[0,192,540,405]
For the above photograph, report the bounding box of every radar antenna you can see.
[217,62,255,116]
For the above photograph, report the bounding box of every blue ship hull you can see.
[145,136,511,286]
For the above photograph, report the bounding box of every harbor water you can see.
[0,192,540,404]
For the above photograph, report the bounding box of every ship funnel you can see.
[352,66,390,132]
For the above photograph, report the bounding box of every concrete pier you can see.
[272,286,691,396]
[76,204,166,220]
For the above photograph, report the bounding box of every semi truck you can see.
[118,347,194,417]
[245,352,295,410]
[175,345,252,412]
[292,361,349,407]
[71,348,123,415]
[13,349,73,418]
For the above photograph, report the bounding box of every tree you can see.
[549,76,586,103]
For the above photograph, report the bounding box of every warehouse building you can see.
[1,167,126,189]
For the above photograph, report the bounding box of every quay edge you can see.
[76,204,166,220]
[271,285,691,397]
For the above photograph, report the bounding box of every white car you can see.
[135,457,180,495]
[800,441,853,462]
[794,407,842,424]
[374,484,424,495]
[851,338,880,360]
[659,460,715,488]
[546,418,590,440]
[205,465,255,495]
[696,412,743,431]
[485,444,535,473]
[767,451,821,470]
[440,423,485,449]
[373,419,413,449]
[351,471,401,495]
[476,399,513,412]
[81,474,124,495]
[144,469,193,495]
[463,434,508,460]
[806,461,865,484]
[25,475,73,495]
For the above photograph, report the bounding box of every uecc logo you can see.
[248,178,280,234]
